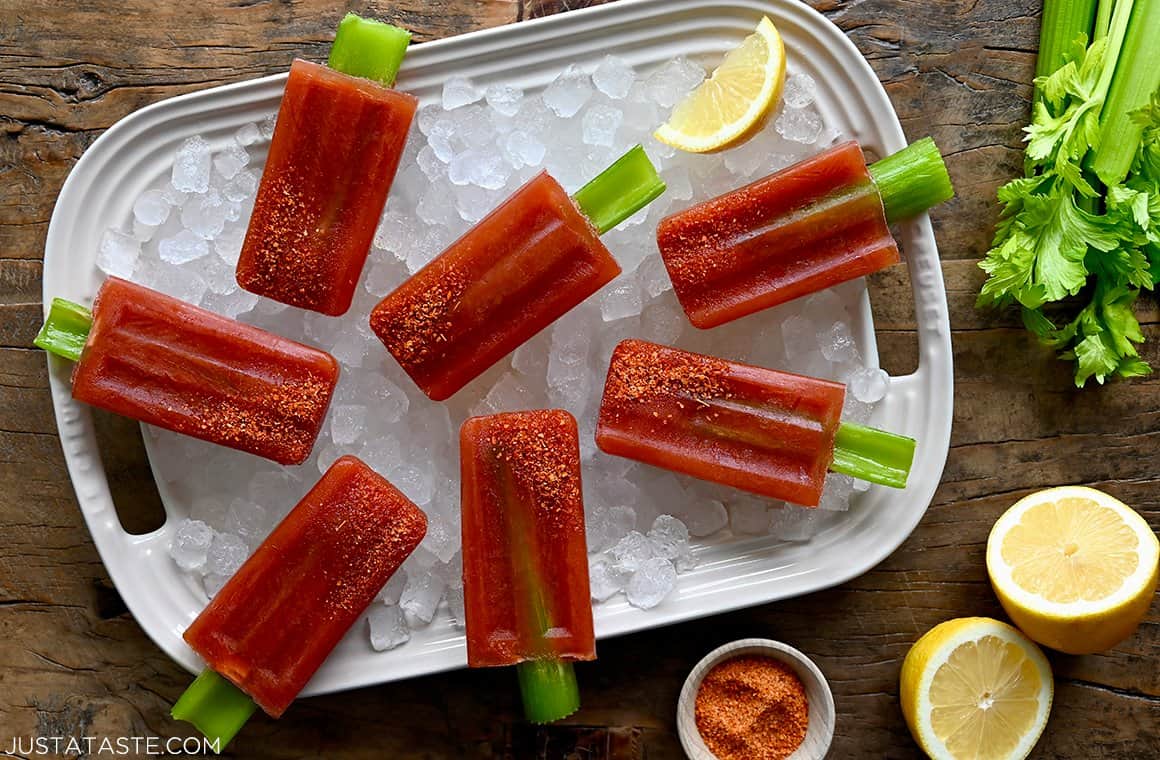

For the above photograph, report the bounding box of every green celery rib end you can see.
[573,144,667,234]
[868,137,955,223]
[830,421,917,489]
[328,13,412,87]
[171,669,258,753]
[34,297,93,362]
[516,659,581,724]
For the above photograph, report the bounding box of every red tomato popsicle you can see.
[460,410,594,723]
[596,340,916,507]
[657,138,953,328]
[173,456,426,747]
[371,145,666,400]
[35,277,338,465]
[236,15,418,315]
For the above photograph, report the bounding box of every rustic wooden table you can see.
[2,0,1157,757]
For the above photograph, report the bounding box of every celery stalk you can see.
[517,660,581,724]
[1037,0,1098,88]
[171,669,258,752]
[1092,0,1114,39]
[573,145,666,234]
[327,13,411,87]
[34,298,93,362]
[868,137,955,224]
[830,422,916,488]
[1091,0,1160,185]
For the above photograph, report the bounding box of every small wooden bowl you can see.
[677,638,836,759]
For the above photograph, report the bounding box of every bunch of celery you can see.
[976,0,1160,386]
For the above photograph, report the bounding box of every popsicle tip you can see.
[868,136,954,223]
[573,144,666,234]
[34,297,93,362]
[328,13,412,87]
[171,669,258,753]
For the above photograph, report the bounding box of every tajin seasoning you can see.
[694,655,809,760]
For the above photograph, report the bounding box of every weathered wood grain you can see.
[1,0,1156,758]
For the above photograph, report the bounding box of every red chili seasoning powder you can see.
[694,655,810,760]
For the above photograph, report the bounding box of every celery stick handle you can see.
[573,145,667,234]
[171,668,258,753]
[516,659,581,724]
[830,421,916,488]
[34,298,93,362]
[868,137,954,224]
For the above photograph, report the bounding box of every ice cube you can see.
[729,498,770,535]
[589,554,630,601]
[182,188,227,240]
[234,122,261,147]
[681,498,728,538]
[258,113,277,140]
[417,145,446,182]
[503,129,546,169]
[582,104,623,147]
[449,149,508,190]
[213,142,250,180]
[783,72,817,108]
[172,135,212,193]
[223,169,258,203]
[213,224,246,265]
[400,568,447,624]
[169,519,214,572]
[818,473,856,512]
[637,254,672,299]
[780,314,816,360]
[442,76,482,110]
[368,604,411,651]
[849,367,890,403]
[206,532,248,577]
[819,321,858,363]
[646,514,690,559]
[390,463,435,506]
[768,504,825,541]
[158,229,210,265]
[641,300,684,345]
[512,337,548,380]
[330,404,366,446]
[592,55,635,100]
[776,106,823,144]
[359,436,404,476]
[645,57,705,108]
[608,530,654,573]
[600,276,643,322]
[626,556,677,609]
[445,584,466,629]
[203,574,229,598]
[483,372,533,412]
[543,65,593,117]
[96,228,141,279]
[484,83,523,116]
[133,189,172,227]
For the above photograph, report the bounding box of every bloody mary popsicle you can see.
[172,456,426,748]
[34,277,338,465]
[596,339,916,507]
[460,410,594,723]
[371,144,666,400]
[236,14,418,315]
[657,138,954,328]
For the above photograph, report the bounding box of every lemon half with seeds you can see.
[901,617,1053,760]
[654,16,786,153]
[986,486,1159,654]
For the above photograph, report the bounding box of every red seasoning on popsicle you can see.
[34,277,338,465]
[172,456,426,748]
[236,14,418,315]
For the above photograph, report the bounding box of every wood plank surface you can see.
[0,0,1156,757]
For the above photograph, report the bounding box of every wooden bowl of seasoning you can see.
[677,638,835,760]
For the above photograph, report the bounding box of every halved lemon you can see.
[986,486,1159,654]
[900,617,1053,760]
[653,16,786,153]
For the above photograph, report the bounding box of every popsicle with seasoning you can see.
[596,339,915,507]
[371,144,666,400]
[657,138,954,328]
[34,277,338,465]
[236,14,418,315]
[460,410,595,723]
[172,456,426,749]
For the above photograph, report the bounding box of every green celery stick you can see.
[34,298,93,362]
[868,137,955,224]
[573,145,666,234]
[328,13,411,87]
[830,422,917,489]
[171,669,258,753]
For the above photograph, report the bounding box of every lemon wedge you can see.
[986,486,1159,654]
[901,617,1053,760]
[654,16,786,153]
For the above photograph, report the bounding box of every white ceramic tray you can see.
[42,0,953,697]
